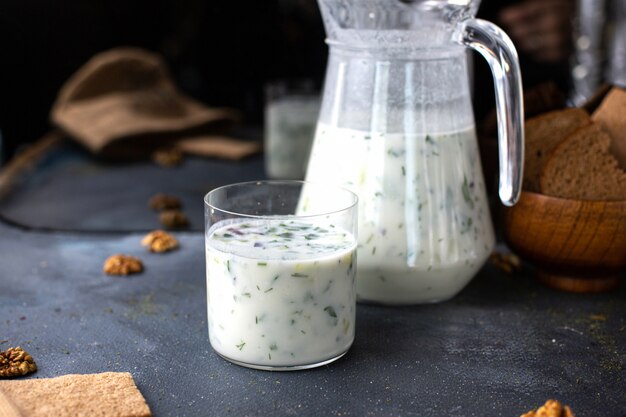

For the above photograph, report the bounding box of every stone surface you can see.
[0,142,624,417]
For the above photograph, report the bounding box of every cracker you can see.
[0,389,22,417]
[0,372,151,417]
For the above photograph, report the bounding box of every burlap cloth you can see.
[50,47,260,160]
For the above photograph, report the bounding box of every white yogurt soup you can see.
[206,218,357,369]
[303,124,495,304]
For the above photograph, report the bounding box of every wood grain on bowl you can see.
[504,191,626,292]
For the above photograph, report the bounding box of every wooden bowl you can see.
[504,191,626,292]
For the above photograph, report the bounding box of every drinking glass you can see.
[204,180,358,370]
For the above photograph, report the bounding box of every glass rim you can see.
[204,180,358,220]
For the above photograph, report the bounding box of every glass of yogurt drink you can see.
[303,0,524,304]
[204,180,358,370]
[264,80,320,180]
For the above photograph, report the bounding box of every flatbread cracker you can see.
[0,372,151,417]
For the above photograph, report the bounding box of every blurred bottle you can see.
[570,0,626,105]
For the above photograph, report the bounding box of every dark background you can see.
[0,0,570,161]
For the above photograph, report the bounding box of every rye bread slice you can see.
[539,123,626,200]
[523,108,591,191]
[0,372,151,417]
[592,87,626,170]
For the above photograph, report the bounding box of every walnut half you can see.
[521,400,575,417]
[0,347,37,378]
[103,254,144,275]
[148,193,182,211]
[142,230,178,253]
[490,252,522,274]
[152,147,183,167]
[159,209,189,229]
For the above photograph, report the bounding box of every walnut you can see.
[141,230,178,253]
[159,209,189,229]
[148,193,182,211]
[103,254,144,275]
[0,346,37,378]
[521,400,575,417]
[490,252,522,274]
[152,147,183,167]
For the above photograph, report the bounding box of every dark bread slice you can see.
[592,87,626,170]
[523,108,591,191]
[539,123,626,200]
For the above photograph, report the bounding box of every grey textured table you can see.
[0,140,624,417]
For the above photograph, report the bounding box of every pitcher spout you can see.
[318,0,482,49]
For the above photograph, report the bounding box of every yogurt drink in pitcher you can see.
[302,0,524,304]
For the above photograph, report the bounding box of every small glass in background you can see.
[264,80,320,180]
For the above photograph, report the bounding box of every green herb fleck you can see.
[226,260,231,272]
[425,135,435,145]
[291,273,309,278]
[236,341,246,350]
[461,217,474,234]
[264,287,274,293]
[324,306,337,317]
[401,166,406,176]
[269,343,278,351]
[257,262,267,266]
[343,318,351,335]
[462,176,475,209]
[324,306,338,326]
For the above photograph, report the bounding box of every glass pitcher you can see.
[303,0,524,304]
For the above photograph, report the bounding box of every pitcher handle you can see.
[456,18,524,206]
